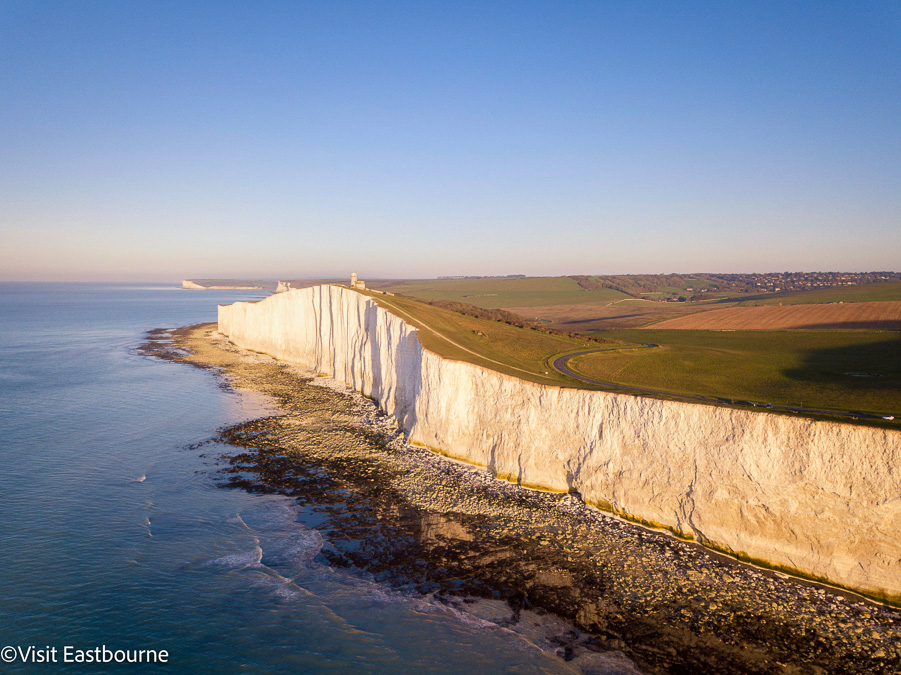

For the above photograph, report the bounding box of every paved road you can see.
[551,345,656,388]
[552,347,896,423]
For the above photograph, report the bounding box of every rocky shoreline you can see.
[140,323,901,674]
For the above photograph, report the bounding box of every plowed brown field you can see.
[505,300,713,330]
[650,301,901,330]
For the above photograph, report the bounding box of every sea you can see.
[0,283,574,674]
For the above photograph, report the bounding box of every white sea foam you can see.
[209,543,263,570]
[237,498,299,531]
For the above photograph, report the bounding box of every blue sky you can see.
[1,1,899,280]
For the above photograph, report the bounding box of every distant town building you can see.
[350,272,366,290]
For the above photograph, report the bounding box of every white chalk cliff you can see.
[218,285,901,604]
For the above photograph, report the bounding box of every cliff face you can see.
[218,285,901,603]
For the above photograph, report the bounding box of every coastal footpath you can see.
[218,284,901,604]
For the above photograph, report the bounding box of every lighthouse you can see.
[350,272,366,290]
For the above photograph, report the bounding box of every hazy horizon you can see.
[6,269,901,286]
[2,2,899,281]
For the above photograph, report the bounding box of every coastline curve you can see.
[218,284,901,605]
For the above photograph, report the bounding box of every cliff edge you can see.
[218,284,901,604]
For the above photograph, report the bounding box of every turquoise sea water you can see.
[0,284,572,674]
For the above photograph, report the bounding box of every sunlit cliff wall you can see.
[218,285,901,604]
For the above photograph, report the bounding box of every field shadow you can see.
[782,334,901,392]
[795,321,901,331]
[562,313,648,325]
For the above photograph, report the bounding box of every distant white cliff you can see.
[218,284,901,604]
[182,279,265,290]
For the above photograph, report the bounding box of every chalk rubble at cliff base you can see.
[217,284,901,605]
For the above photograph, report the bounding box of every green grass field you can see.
[372,276,630,308]
[738,280,901,306]
[362,290,610,386]
[576,329,901,417]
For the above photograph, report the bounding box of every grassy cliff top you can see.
[577,328,901,425]
[358,289,613,387]
[349,287,900,428]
